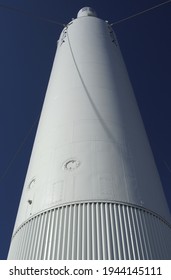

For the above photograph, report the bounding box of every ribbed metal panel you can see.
[8,202,171,260]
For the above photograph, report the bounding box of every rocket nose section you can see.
[77,7,97,18]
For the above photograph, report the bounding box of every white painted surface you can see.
[77,7,97,18]
[8,8,171,259]
[13,9,171,231]
[8,202,171,259]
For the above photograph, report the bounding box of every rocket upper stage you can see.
[12,7,171,230]
[8,8,171,260]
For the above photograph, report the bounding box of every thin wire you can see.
[66,30,123,152]
[0,117,39,183]
[0,4,64,183]
[1,1,170,28]
[0,3,65,27]
[111,0,171,26]
[163,160,171,174]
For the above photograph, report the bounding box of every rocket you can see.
[8,7,171,259]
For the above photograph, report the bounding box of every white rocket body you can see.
[8,8,171,259]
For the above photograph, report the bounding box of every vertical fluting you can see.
[8,202,171,260]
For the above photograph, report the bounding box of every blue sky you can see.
[0,0,171,259]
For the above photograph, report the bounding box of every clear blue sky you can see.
[0,0,171,259]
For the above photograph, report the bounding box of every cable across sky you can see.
[111,0,171,25]
[0,1,171,27]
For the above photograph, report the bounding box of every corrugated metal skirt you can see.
[8,202,171,259]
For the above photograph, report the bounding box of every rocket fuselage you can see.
[8,7,171,259]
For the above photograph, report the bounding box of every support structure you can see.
[8,7,171,259]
